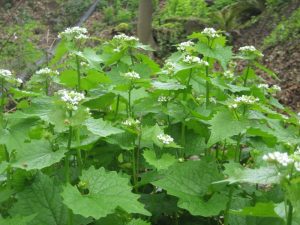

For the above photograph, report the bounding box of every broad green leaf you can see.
[0,215,35,225]
[219,163,279,185]
[10,173,68,225]
[11,140,66,171]
[0,118,37,154]
[230,202,280,218]
[127,218,150,225]
[84,118,123,137]
[152,160,227,216]
[208,109,250,146]
[61,167,150,220]
[152,80,185,90]
[143,149,177,171]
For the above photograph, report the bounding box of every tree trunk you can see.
[137,0,156,49]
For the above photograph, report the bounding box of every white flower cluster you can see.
[36,67,59,76]
[0,69,22,84]
[201,28,220,38]
[58,26,88,40]
[239,45,257,52]
[123,71,140,80]
[183,55,209,66]
[158,95,171,102]
[0,69,12,78]
[262,149,300,172]
[271,85,281,92]
[263,152,293,166]
[113,34,139,42]
[177,41,194,51]
[58,89,85,111]
[224,70,234,78]
[229,95,259,109]
[164,62,176,74]
[157,134,174,145]
[239,45,264,57]
[258,83,269,89]
[122,118,140,127]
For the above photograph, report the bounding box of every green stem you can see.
[76,128,82,175]
[1,78,5,127]
[45,76,49,96]
[205,66,210,108]
[186,68,193,86]
[235,134,242,162]
[224,186,234,225]
[76,55,81,91]
[128,86,132,117]
[132,148,138,192]
[287,200,293,225]
[181,122,186,157]
[243,65,250,87]
[114,94,120,119]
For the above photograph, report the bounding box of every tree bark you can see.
[137,0,156,49]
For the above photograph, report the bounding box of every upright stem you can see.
[205,66,210,108]
[287,200,293,225]
[243,65,250,87]
[181,122,186,157]
[76,128,82,175]
[128,86,132,117]
[1,78,5,126]
[186,69,193,86]
[114,94,120,119]
[66,111,73,225]
[76,55,81,91]
[45,76,49,96]
[132,148,138,192]
[224,186,234,225]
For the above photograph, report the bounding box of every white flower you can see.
[201,28,220,38]
[122,118,140,127]
[177,41,194,51]
[262,151,294,167]
[58,26,88,40]
[229,103,238,109]
[271,85,281,92]
[183,55,209,66]
[80,62,88,67]
[16,78,23,84]
[0,69,12,78]
[113,34,139,42]
[224,70,234,78]
[58,89,85,111]
[234,95,259,104]
[239,45,257,52]
[164,62,176,74]
[122,71,140,80]
[113,47,121,52]
[157,134,174,145]
[158,96,170,102]
[258,83,269,89]
[36,68,59,76]
[295,162,300,171]
[239,45,264,57]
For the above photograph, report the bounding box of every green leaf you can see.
[152,80,185,90]
[230,202,280,218]
[143,149,177,171]
[84,118,123,137]
[10,173,68,225]
[0,215,35,225]
[219,163,279,185]
[208,109,250,146]
[11,140,66,171]
[127,218,151,225]
[61,167,150,220]
[152,160,227,216]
